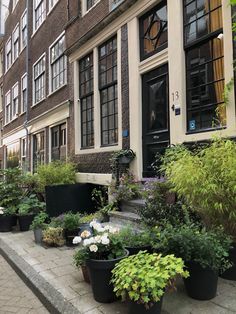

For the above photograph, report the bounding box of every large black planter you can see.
[184,261,218,300]
[64,229,79,246]
[18,214,35,232]
[220,243,236,281]
[11,215,17,227]
[0,215,13,232]
[129,298,163,314]
[86,250,129,303]
[126,246,152,256]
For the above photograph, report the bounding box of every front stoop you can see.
[109,211,141,228]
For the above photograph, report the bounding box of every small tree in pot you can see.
[30,211,49,244]
[111,251,189,314]
[63,211,81,246]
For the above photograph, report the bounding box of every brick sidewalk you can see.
[0,231,236,314]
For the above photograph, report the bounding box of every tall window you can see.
[184,0,225,132]
[79,53,94,148]
[5,38,11,71]
[21,10,27,50]
[12,83,19,118]
[51,123,67,160]
[33,55,45,104]
[139,1,168,60]
[86,0,99,11]
[5,91,11,124]
[33,131,45,172]
[21,138,27,171]
[34,0,46,31]
[6,142,20,168]
[12,0,19,10]
[49,0,59,10]
[12,25,19,62]
[50,34,67,93]
[21,73,27,113]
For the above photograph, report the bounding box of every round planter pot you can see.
[81,265,90,284]
[86,250,129,303]
[220,243,236,281]
[118,156,133,164]
[0,215,13,232]
[184,261,218,300]
[64,229,79,246]
[18,214,35,232]
[126,246,152,256]
[129,298,163,314]
[34,228,43,244]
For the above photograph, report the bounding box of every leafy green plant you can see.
[36,161,76,193]
[63,211,81,231]
[110,149,136,172]
[161,138,236,238]
[30,211,49,230]
[111,251,189,308]
[80,212,101,224]
[73,249,89,267]
[152,224,232,273]
[42,227,65,247]
[117,225,152,247]
[18,194,45,216]
[49,215,65,228]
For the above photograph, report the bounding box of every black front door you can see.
[142,64,169,177]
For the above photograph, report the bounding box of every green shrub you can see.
[161,138,236,238]
[30,211,49,230]
[117,226,152,247]
[42,227,65,247]
[18,194,45,216]
[63,211,81,231]
[111,251,189,308]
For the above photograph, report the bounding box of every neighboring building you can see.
[2,0,70,171]
[1,0,235,184]
[65,0,235,182]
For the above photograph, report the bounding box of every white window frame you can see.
[21,73,27,113]
[21,9,27,51]
[33,0,46,33]
[12,24,19,63]
[33,53,46,106]
[5,37,12,72]
[49,32,67,94]
[12,82,19,119]
[48,0,59,11]
[5,90,11,125]
[12,0,19,11]
[81,0,100,15]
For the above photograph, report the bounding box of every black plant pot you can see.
[184,261,218,300]
[220,243,236,281]
[0,215,13,232]
[11,215,17,227]
[64,229,79,246]
[18,214,35,232]
[126,245,152,256]
[86,250,129,303]
[129,298,163,314]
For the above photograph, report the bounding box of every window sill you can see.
[4,116,18,127]
[47,83,67,98]
[47,1,60,16]
[32,97,46,108]
[32,20,46,39]
[82,0,101,17]
[186,126,226,135]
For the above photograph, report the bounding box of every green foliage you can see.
[152,224,232,273]
[110,149,136,172]
[161,138,236,238]
[111,251,189,307]
[18,194,45,216]
[91,187,108,210]
[42,227,65,247]
[80,212,101,224]
[117,225,152,247]
[36,161,76,193]
[73,249,89,267]
[30,211,49,230]
[49,215,65,228]
[63,211,81,231]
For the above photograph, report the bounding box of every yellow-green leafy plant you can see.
[42,227,65,247]
[111,251,189,309]
[161,138,236,238]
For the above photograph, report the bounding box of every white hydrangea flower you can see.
[94,235,102,243]
[89,220,98,228]
[104,225,110,231]
[96,226,105,233]
[0,209,4,215]
[72,236,82,245]
[89,244,98,252]
[80,230,91,239]
[101,235,110,245]
[109,227,120,234]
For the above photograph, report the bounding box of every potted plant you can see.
[42,227,65,247]
[63,211,81,246]
[111,251,189,314]
[111,149,136,166]
[117,226,152,255]
[153,224,232,300]
[0,206,16,232]
[73,221,128,303]
[30,211,49,244]
[18,194,45,231]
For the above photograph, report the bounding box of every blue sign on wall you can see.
[189,120,196,131]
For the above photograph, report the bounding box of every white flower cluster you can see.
[72,236,82,245]
[89,220,119,234]
[0,207,5,215]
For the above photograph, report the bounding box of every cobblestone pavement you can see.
[0,231,236,314]
[0,254,49,314]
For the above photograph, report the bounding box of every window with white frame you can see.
[84,0,99,12]
[12,25,19,62]
[21,73,27,113]
[33,55,45,104]
[5,91,11,124]
[0,86,3,112]
[50,34,67,93]
[12,0,19,10]
[49,0,59,10]
[21,10,27,50]
[34,0,46,31]
[5,38,12,71]
[21,138,27,171]
[12,83,19,118]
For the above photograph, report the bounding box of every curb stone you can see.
[0,238,81,314]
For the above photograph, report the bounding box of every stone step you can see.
[109,210,141,229]
[119,199,145,214]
